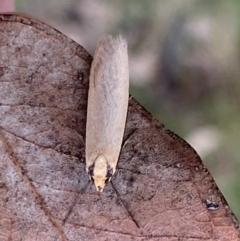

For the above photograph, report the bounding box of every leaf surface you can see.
[0,13,239,241]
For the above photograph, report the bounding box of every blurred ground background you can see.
[14,0,240,219]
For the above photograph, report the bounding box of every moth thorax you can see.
[93,155,108,192]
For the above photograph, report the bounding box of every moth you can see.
[85,36,129,192]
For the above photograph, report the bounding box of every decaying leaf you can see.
[0,13,239,241]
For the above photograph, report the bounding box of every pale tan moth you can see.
[85,36,129,192]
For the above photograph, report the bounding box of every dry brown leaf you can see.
[0,13,239,241]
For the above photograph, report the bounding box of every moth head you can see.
[87,154,114,192]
